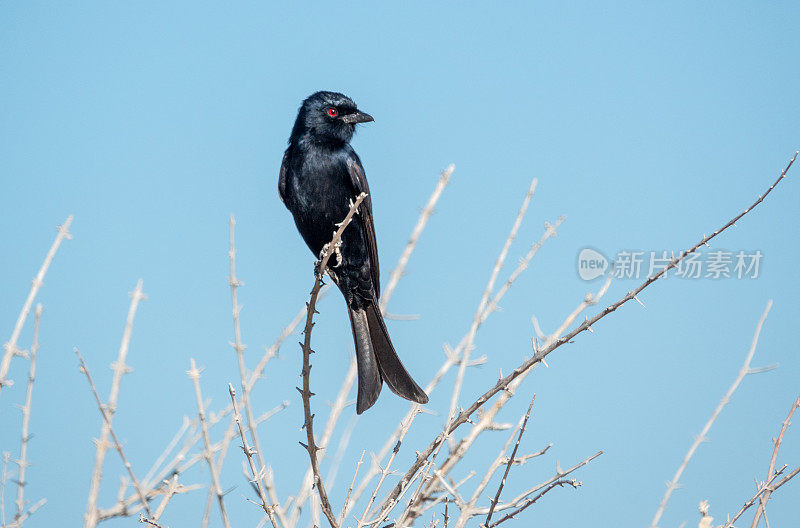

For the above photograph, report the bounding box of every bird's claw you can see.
[318,242,343,271]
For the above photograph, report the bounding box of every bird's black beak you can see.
[341,111,374,124]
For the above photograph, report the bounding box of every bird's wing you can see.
[278,151,288,204]
[346,156,381,296]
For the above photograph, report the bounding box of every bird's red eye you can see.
[327,107,338,117]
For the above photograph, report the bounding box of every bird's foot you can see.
[318,242,343,270]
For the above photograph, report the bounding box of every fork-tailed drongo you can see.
[278,91,429,414]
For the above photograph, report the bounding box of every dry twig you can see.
[187,359,232,528]
[402,274,607,524]
[748,394,800,528]
[649,301,774,527]
[298,191,367,528]
[0,215,72,394]
[721,464,799,528]
[484,396,535,527]
[379,152,798,517]
[356,212,563,522]
[85,280,146,528]
[13,305,43,525]
[75,349,153,520]
[380,165,454,313]
[340,450,365,526]
[228,384,280,528]
[1,452,10,526]
[290,357,357,526]
[448,177,538,423]
[227,214,287,527]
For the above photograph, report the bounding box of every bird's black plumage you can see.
[279,91,429,414]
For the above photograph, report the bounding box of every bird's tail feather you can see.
[348,306,382,414]
[364,300,429,406]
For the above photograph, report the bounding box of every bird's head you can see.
[290,91,374,145]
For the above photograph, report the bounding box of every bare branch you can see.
[749,394,800,528]
[649,300,773,528]
[361,213,564,525]
[13,304,43,525]
[84,280,146,527]
[228,214,287,528]
[448,177,538,422]
[356,410,421,527]
[291,358,357,526]
[380,164,454,312]
[297,191,367,528]
[246,300,313,394]
[96,476,199,522]
[401,276,608,524]
[721,464,800,528]
[3,498,46,528]
[228,383,280,528]
[75,349,153,520]
[451,415,526,528]
[340,451,365,527]
[379,152,798,515]
[187,359,232,528]
[141,417,191,491]
[484,396,535,527]
[482,216,564,325]
[2,452,10,526]
[487,479,579,527]
[1,215,72,394]
[474,450,602,522]
[151,475,186,522]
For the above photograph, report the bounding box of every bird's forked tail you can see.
[348,299,429,414]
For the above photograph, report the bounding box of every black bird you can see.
[278,91,429,414]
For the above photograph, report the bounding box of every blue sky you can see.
[1,2,798,527]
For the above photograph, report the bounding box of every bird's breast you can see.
[285,150,354,255]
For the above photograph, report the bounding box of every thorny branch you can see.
[484,396,535,527]
[379,152,798,517]
[2,450,9,525]
[228,214,288,527]
[12,305,44,526]
[75,349,153,520]
[721,464,800,528]
[0,215,72,394]
[229,384,280,528]
[399,274,607,524]
[290,358,357,526]
[344,169,464,520]
[649,300,775,527]
[355,211,565,524]
[187,359,232,528]
[750,394,800,527]
[448,177,538,424]
[298,191,368,528]
[4,152,797,528]
[380,165,454,313]
[85,280,146,528]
